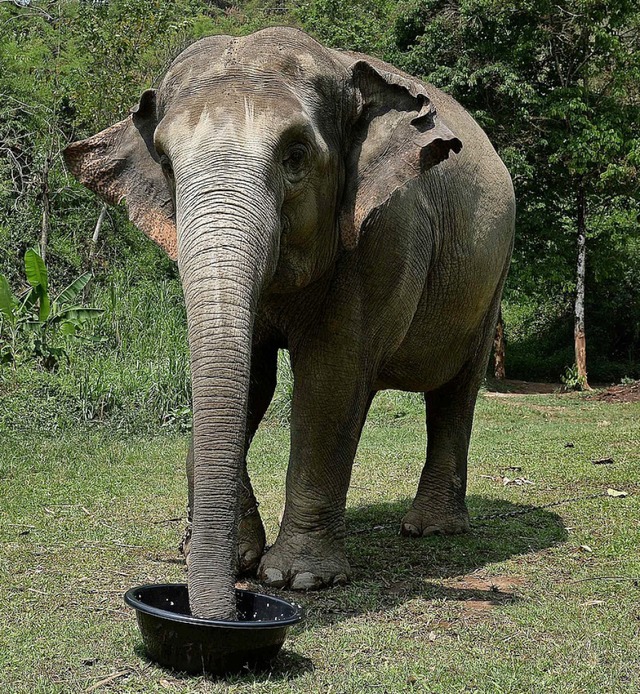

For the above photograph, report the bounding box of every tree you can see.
[0,0,226,287]
[493,307,506,380]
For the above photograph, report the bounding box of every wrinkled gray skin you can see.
[64,27,514,620]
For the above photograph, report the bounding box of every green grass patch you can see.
[1,391,639,692]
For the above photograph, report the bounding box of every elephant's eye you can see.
[282,144,309,178]
[159,153,174,180]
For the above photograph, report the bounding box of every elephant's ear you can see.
[63,89,177,260]
[339,60,462,250]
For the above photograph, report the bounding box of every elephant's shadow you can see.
[133,644,314,684]
[347,493,567,580]
[281,494,567,629]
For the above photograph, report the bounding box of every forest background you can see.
[1,0,639,433]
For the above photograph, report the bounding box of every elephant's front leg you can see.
[181,342,278,574]
[259,353,373,590]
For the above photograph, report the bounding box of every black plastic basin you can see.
[124,584,303,676]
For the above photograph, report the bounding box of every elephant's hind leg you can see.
[401,296,501,538]
[181,341,278,574]
[400,353,493,537]
[400,374,476,537]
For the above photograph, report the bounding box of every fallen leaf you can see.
[607,488,628,498]
[579,545,593,553]
[592,457,614,465]
[502,477,535,486]
[85,670,130,693]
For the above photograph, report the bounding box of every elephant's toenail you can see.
[401,522,421,537]
[333,573,349,586]
[263,568,286,588]
[242,550,258,564]
[291,572,321,591]
[422,525,443,536]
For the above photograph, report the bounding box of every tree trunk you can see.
[574,179,591,389]
[40,156,50,263]
[493,306,506,380]
[89,204,107,261]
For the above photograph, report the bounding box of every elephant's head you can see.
[64,27,461,619]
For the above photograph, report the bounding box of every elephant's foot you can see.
[179,507,266,575]
[400,502,470,537]
[258,529,350,590]
[237,506,266,574]
[179,522,192,562]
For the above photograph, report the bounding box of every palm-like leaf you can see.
[0,275,16,322]
[37,286,50,322]
[55,272,92,307]
[55,306,104,323]
[20,287,39,313]
[24,249,48,291]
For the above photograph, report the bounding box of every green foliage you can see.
[291,0,395,54]
[560,364,588,391]
[0,273,190,432]
[0,250,103,369]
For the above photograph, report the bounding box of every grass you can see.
[1,389,639,693]
[0,272,191,434]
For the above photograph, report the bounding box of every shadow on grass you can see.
[128,495,564,682]
[275,494,568,627]
[133,644,314,683]
[345,494,567,580]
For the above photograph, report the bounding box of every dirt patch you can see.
[484,379,560,396]
[442,572,525,614]
[460,600,498,613]
[444,574,526,592]
[589,381,640,404]
[485,378,640,403]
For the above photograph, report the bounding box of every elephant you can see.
[64,26,515,620]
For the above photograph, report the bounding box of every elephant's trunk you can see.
[176,162,279,620]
